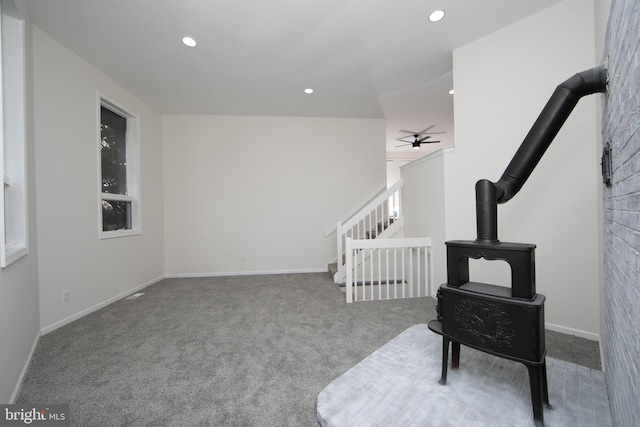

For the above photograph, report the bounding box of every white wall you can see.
[163,115,386,275]
[0,9,39,403]
[32,27,165,331]
[402,148,453,292]
[445,0,601,338]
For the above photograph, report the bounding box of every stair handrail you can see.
[341,179,402,230]
[324,183,387,238]
[335,180,403,283]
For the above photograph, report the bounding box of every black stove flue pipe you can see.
[476,65,607,243]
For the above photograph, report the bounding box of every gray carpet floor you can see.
[16,273,602,426]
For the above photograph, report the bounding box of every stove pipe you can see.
[476,65,608,243]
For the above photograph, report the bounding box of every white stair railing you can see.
[335,180,403,284]
[344,237,432,303]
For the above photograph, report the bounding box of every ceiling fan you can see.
[396,125,444,149]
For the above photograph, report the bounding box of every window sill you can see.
[2,245,28,268]
[99,229,142,240]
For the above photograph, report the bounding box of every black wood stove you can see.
[428,239,549,425]
[428,65,607,427]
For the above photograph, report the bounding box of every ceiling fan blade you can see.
[418,135,432,142]
[417,125,436,134]
[398,129,419,135]
[396,137,415,142]
[423,140,441,144]
[422,131,446,135]
[395,143,411,147]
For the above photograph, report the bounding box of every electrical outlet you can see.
[63,290,70,302]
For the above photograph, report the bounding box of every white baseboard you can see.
[10,331,41,404]
[165,268,327,279]
[544,322,600,341]
[40,275,165,336]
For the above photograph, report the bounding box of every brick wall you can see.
[602,0,640,425]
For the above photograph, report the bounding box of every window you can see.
[98,98,140,238]
[0,1,28,268]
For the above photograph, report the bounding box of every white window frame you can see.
[1,1,28,268]
[97,95,141,239]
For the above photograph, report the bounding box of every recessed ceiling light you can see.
[449,89,454,95]
[182,37,197,47]
[429,10,445,22]
[304,88,314,94]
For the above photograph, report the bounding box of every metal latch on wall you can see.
[601,141,612,187]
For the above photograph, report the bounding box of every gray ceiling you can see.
[25,0,563,153]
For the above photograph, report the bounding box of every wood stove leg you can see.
[451,341,460,369]
[542,360,552,408]
[439,337,450,385]
[526,364,545,427]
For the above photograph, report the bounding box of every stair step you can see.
[364,217,396,239]
[328,263,338,278]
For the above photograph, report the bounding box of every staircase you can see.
[332,180,403,285]
[328,262,339,280]
[328,180,433,303]
[327,218,397,279]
